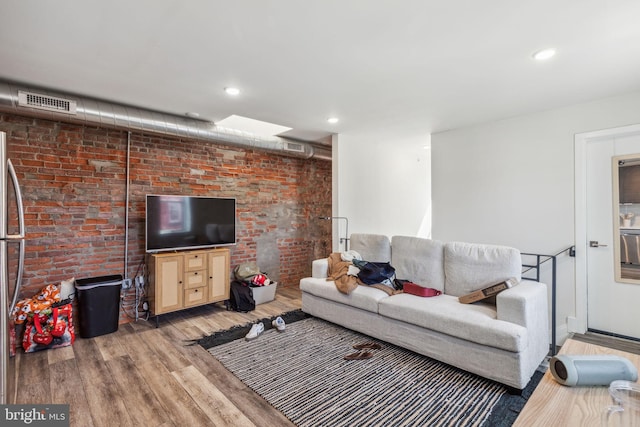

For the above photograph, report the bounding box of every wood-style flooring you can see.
[14,286,302,427]
[14,285,640,427]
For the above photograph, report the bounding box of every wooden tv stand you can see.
[147,248,230,326]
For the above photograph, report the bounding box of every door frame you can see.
[575,123,640,335]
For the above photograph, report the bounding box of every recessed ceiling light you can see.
[185,112,200,118]
[224,87,240,96]
[532,48,556,61]
[327,117,339,124]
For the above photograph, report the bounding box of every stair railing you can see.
[521,246,574,356]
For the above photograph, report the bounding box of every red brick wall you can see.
[1,113,332,321]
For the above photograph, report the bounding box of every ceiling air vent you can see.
[284,141,305,153]
[17,90,77,114]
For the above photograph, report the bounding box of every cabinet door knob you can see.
[194,272,198,275]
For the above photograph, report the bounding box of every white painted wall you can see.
[431,90,640,342]
[333,132,431,252]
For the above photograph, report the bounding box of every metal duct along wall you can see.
[0,80,331,161]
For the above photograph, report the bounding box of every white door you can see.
[586,131,640,339]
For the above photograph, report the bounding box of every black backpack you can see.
[353,260,396,285]
[227,280,255,312]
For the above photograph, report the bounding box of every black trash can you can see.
[74,274,123,338]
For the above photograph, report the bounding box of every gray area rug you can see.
[208,317,541,426]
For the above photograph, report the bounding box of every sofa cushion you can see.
[391,236,445,291]
[444,242,522,297]
[312,258,329,278]
[350,234,391,262]
[378,293,527,352]
[300,277,389,313]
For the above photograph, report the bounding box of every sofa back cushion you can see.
[444,242,522,297]
[391,236,444,291]
[350,233,391,262]
[391,236,445,291]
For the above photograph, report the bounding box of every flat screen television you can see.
[145,195,236,253]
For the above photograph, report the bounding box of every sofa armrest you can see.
[496,281,548,329]
[312,258,329,278]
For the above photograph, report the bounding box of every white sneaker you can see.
[272,316,286,332]
[245,322,264,340]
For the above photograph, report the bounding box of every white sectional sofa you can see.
[300,234,549,390]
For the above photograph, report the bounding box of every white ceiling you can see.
[2,0,640,143]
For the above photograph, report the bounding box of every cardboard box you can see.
[251,282,277,305]
[458,277,518,304]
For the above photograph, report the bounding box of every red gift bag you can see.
[23,301,75,353]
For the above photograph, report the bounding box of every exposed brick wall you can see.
[1,113,332,322]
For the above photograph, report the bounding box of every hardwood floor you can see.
[14,286,302,427]
[15,284,640,427]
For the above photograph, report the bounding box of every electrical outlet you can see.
[135,276,144,288]
[122,278,132,289]
[142,301,149,311]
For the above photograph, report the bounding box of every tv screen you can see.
[145,195,236,253]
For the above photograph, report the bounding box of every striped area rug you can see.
[208,317,524,427]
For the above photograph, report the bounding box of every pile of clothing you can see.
[233,262,274,287]
[228,262,276,313]
[327,250,400,295]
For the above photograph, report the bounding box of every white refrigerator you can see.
[0,130,25,405]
